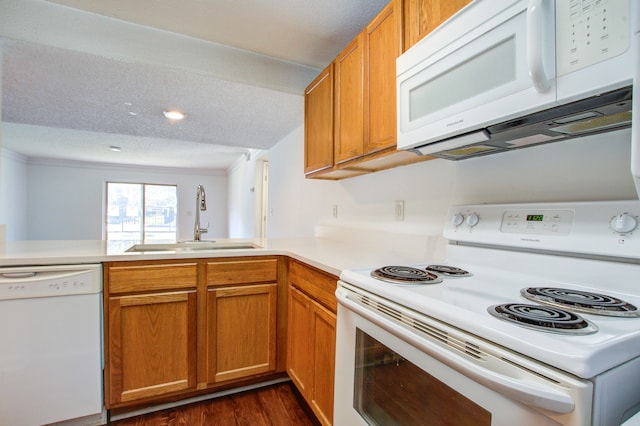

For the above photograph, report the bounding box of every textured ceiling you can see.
[0,0,389,170]
[2,40,303,150]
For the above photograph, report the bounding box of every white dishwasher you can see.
[0,264,104,426]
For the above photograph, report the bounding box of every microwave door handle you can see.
[527,0,551,92]
[337,288,575,414]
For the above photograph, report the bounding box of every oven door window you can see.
[354,328,491,425]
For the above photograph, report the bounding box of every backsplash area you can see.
[266,126,636,239]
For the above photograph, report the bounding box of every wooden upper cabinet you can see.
[365,0,403,154]
[334,32,365,165]
[305,64,334,175]
[404,0,472,50]
[304,0,434,180]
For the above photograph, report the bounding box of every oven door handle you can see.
[337,289,576,414]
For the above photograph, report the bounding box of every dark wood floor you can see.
[110,382,320,426]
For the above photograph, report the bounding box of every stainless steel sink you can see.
[125,241,258,252]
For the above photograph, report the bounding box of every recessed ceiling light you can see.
[109,146,121,152]
[163,110,186,120]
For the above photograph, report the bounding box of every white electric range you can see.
[334,200,640,426]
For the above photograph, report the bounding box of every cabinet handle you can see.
[1,272,37,279]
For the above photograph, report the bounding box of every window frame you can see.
[105,181,178,243]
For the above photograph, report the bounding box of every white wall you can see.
[0,149,28,241]
[228,152,258,238]
[0,43,4,242]
[25,159,228,240]
[267,126,343,238]
[4,125,635,242]
[267,125,637,239]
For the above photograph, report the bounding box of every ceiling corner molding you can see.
[1,146,28,164]
[26,156,228,176]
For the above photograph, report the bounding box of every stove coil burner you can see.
[521,287,640,317]
[425,264,471,277]
[371,266,443,285]
[488,303,598,335]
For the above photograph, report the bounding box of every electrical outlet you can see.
[332,205,338,219]
[395,200,405,221]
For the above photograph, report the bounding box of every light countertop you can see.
[0,232,441,277]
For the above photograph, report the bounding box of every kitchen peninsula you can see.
[0,231,433,424]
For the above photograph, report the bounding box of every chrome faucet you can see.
[193,184,208,241]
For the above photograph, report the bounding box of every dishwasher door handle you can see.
[0,269,88,283]
[1,272,37,279]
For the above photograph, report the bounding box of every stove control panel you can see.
[500,209,573,235]
[444,201,640,260]
[610,213,638,234]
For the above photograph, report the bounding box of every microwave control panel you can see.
[556,0,630,76]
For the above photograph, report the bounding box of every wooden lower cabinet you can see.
[287,261,337,426]
[107,290,198,405]
[308,297,336,425]
[205,283,277,384]
[104,257,286,410]
[105,261,199,408]
[287,286,312,394]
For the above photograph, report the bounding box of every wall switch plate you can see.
[332,205,338,219]
[395,200,405,221]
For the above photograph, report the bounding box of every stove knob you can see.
[452,213,465,227]
[466,213,480,227]
[610,213,638,234]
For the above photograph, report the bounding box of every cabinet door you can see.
[305,64,334,175]
[404,0,472,50]
[205,283,278,384]
[334,32,364,165]
[287,286,312,395]
[310,301,337,426]
[365,0,402,154]
[107,291,197,406]
[287,285,336,426]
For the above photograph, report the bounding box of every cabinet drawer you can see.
[289,260,338,313]
[106,262,198,294]
[207,258,278,286]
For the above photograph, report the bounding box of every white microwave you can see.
[396,0,637,161]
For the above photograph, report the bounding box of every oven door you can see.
[334,283,593,426]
